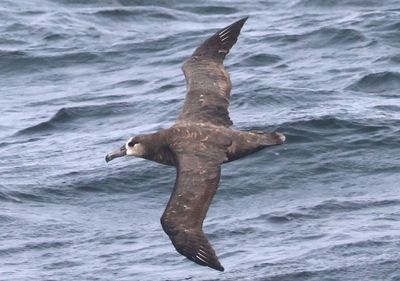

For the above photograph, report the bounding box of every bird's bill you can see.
[105,145,127,162]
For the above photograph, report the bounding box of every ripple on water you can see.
[0,50,103,73]
[304,198,400,215]
[238,53,282,67]
[263,27,366,48]
[281,116,394,144]
[347,71,400,93]
[180,5,238,15]
[91,7,178,21]
[295,0,386,7]
[15,102,137,135]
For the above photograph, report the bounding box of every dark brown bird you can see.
[106,17,285,272]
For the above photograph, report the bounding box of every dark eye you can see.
[127,141,135,147]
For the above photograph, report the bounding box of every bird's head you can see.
[105,137,145,162]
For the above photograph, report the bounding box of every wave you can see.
[374,54,400,64]
[53,0,174,7]
[0,214,18,223]
[0,190,22,203]
[295,0,387,7]
[92,7,178,20]
[16,102,133,135]
[374,104,400,112]
[49,162,176,199]
[280,115,393,144]
[100,79,147,90]
[108,30,197,56]
[347,71,400,93]
[303,27,366,47]
[180,5,238,15]
[233,87,337,109]
[88,4,237,19]
[305,198,400,214]
[0,50,103,74]
[385,21,400,32]
[242,198,400,224]
[281,116,400,163]
[0,37,26,45]
[237,53,282,67]
[237,198,400,225]
[0,189,45,203]
[264,27,365,48]
[0,240,73,256]
[250,211,317,223]
[264,257,400,281]
[17,96,181,136]
[285,116,390,131]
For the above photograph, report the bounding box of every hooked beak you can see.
[105,145,127,163]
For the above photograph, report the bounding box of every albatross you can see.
[106,17,285,271]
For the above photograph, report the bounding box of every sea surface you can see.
[1,0,400,280]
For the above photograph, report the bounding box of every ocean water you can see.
[1,0,400,280]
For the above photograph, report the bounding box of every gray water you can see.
[1,0,400,280]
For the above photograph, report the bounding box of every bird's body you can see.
[130,125,284,166]
[106,17,285,271]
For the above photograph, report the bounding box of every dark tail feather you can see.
[191,17,248,62]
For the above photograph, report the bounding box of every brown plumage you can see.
[106,17,286,272]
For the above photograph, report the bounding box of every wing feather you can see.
[176,17,248,127]
[160,150,225,271]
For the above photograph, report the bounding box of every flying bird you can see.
[106,17,285,272]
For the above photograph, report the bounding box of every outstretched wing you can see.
[176,17,248,127]
[160,145,227,271]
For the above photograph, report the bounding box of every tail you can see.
[226,130,286,162]
[191,17,248,62]
[253,131,286,145]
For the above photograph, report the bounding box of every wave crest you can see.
[16,102,132,135]
[347,71,400,93]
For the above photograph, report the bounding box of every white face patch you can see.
[126,141,145,157]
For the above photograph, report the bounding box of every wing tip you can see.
[213,264,225,272]
[234,16,249,28]
[218,16,249,38]
[190,255,225,271]
[204,255,225,272]
[187,251,225,272]
[225,16,249,33]
[190,17,249,61]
